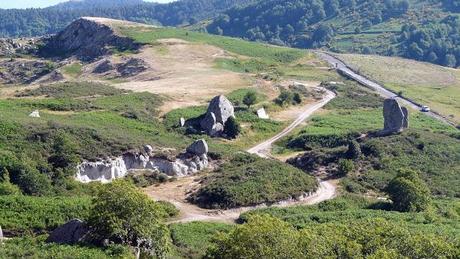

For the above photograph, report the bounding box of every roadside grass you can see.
[189,153,318,209]
[170,222,232,259]
[337,54,460,124]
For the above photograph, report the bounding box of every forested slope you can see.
[0,0,255,37]
[207,0,460,67]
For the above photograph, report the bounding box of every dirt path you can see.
[145,89,337,223]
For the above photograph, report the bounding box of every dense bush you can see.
[387,169,432,212]
[88,180,172,258]
[189,153,317,209]
[0,236,132,259]
[207,214,459,259]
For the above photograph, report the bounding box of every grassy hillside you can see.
[205,0,460,68]
[275,80,460,197]
[337,54,460,124]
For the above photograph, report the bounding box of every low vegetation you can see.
[0,237,132,259]
[189,153,317,209]
[170,222,232,258]
[207,214,459,259]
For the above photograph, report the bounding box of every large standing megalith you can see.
[383,98,409,134]
[200,95,235,137]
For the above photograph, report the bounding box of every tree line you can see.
[206,0,410,49]
[0,0,255,37]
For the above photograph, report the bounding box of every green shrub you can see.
[242,91,257,108]
[0,236,133,259]
[189,153,317,209]
[206,215,301,259]
[223,117,241,139]
[338,159,355,176]
[387,169,432,212]
[88,180,171,258]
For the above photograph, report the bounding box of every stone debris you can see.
[46,219,88,245]
[186,139,209,156]
[257,107,269,119]
[200,95,235,137]
[383,98,409,134]
[29,110,40,118]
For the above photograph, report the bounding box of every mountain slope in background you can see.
[206,0,460,68]
[0,0,256,37]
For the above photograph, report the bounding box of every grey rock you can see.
[402,107,409,129]
[180,117,186,127]
[29,110,40,118]
[186,139,209,156]
[46,219,88,245]
[200,95,234,136]
[116,58,148,77]
[383,98,408,133]
[257,108,269,119]
[0,59,55,84]
[42,18,139,61]
[143,145,154,154]
[93,59,114,74]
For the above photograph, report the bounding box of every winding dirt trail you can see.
[145,88,337,223]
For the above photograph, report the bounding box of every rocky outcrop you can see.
[76,142,210,183]
[383,98,409,134]
[116,58,148,77]
[186,139,208,156]
[46,219,88,245]
[92,59,114,74]
[0,59,55,84]
[0,38,39,57]
[91,57,148,77]
[200,95,235,137]
[41,17,140,61]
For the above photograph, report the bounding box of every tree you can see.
[242,91,257,108]
[293,92,302,104]
[444,54,457,67]
[275,90,294,106]
[206,215,302,259]
[224,117,241,139]
[0,169,21,195]
[386,169,431,212]
[88,180,171,258]
[338,159,354,176]
[346,140,361,159]
[48,131,79,169]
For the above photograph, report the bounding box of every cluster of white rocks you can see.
[76,140,209,183]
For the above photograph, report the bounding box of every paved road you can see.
[316,51,456,127]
